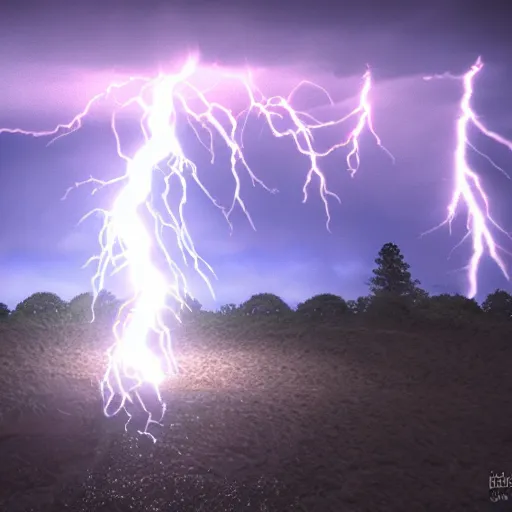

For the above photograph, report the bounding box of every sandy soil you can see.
[0,320,511,511]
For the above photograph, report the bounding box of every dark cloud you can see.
[3,0,511,74]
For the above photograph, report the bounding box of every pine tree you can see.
[369,242,420,297]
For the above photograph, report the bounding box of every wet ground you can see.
[0,324,511,511]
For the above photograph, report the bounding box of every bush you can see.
[365,293,415,324]
[0,302,10,320]
[13,292,69,322]
[482,289,512,320]
[297,294,348,320]
[346,296,372,315]
[219,303,239,316]
[240,293,292,316]
[416,293,482,327]
[69,292,94,323]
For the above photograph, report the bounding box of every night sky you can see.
[1,0,512,311]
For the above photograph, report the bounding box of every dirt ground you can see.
[0,320,511,511]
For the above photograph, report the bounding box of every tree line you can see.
[1,242,512,324]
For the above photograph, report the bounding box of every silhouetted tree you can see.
[14,292,69,320]
[346,300,357,315]
[296,294,348,319]
[178,293,203,323]
[355,296,371,314]
[69,292,94,322]
[369,243,421,298]
[366,293,413,321]
[347,296,372,315]
[241,293,291,316]
[219,303,238,316]
[0,302,10,319]
[184,294,202,314]
[93,290,122,323]
[421,293,482,325]
[482,289,512,319]
[429,293,481,314]
[412,287,430,306]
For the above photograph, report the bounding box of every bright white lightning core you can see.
[425,57,512,299]
[0,56,390,440]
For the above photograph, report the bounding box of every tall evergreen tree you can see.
[369,242,420,297]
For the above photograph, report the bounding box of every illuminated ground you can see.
[0,318,510,511]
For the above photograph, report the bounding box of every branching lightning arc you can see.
[425,57,512,299]
[0,55,390,440]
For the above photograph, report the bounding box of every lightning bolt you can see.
[0,56,388,441]
[424,57,512,299]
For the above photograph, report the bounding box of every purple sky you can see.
[1,0,512,310]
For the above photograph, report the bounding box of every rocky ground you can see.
[0,320,511,511]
